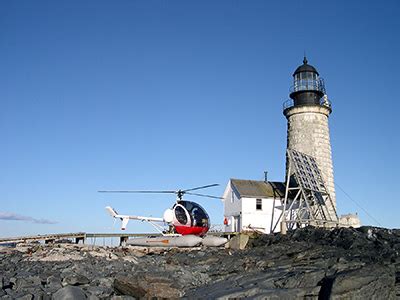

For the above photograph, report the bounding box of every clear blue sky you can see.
[1,0,399,236]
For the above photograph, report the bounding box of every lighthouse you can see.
[283,57,336,216]
[221,57,361,233]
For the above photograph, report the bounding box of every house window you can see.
[256,199,262,210]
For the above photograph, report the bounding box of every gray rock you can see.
[10,256,22,264]
[46,283,63,294]
[1,226,400,298]
[32,291,51,300]
[113,276,146,298]
[15,295,33,300]
[9,278,17,286]
[114,273,183,298]
[329,265,396,299]
[5,288,25,298]
[45,275,63,293]
[62,274,89,286]
[13,276,42,292]
[274,270,326,289]
[96,277,113,288]
[52,286,86,300]
[186,270,322,299]
[1,277,12,290]
[84,285,113,298]
[47,275,62,286]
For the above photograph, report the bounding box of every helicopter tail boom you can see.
[106,206,119,218]
[105,206,165,230]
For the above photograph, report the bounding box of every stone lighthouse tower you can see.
[284,57,336,213]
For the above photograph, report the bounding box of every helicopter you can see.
[99,184,223,237]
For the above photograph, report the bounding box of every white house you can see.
[222,179,286,234]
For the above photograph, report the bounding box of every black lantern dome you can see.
[289,57,326,106]
[293,57,319,76]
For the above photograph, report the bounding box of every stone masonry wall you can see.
[284,105,336,218]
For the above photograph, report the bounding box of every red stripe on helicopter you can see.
[175,226,209,236]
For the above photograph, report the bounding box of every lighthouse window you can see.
[256,199,262,210]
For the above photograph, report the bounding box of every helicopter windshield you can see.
[174,206,188,225]
[178,201,210,227]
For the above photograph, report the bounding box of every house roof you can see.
[230,179,286,199]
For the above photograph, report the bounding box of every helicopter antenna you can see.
[99,184,222,201]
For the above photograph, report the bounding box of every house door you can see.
[233,215,241,232]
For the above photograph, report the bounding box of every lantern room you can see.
[289,57,326,106]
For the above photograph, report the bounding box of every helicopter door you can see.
[174,204,191,226]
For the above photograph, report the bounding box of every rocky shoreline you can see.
[1,226,400,299]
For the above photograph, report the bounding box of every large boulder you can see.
[186,269,323,298]
[329,265,396,299]
[228,234,250,250]
[114,273,183,298]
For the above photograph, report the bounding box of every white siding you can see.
[222,181,284,234]
[222,185,242,232]
[241,197,283,233]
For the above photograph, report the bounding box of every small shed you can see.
[222,179,286,233]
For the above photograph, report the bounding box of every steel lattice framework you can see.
[278,149,339,232]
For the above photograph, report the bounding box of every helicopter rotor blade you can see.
[185,192,223,199]
[99,184,220,198]
[183,184,219,193]
[98,190,176,194]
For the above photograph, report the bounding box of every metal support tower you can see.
[279,149,339,232]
